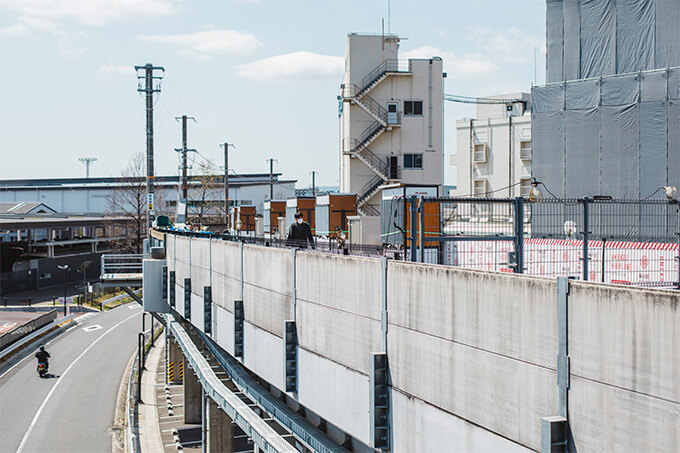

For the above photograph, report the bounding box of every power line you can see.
[443,93,526,105]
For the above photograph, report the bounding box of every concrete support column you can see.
[184,367,202,424]
[207,397,234,453]
[168,336,183,385]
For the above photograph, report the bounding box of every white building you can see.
[451,93,532,198]
[339,33,444,215]
[0,174,296,216]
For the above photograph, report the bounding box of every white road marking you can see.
[129,305,142,310]
[74,313,94,322]
[82,325,102,332]
[16,311,139,453]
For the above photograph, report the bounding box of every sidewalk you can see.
[138,332,166,453]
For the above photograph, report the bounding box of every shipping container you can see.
[286,197,316,234]
[315,193,357,238]
[264,200,286,234]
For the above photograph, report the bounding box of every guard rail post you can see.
[410,196,418,262]
[582,197,590,281]
[514,197,525,274]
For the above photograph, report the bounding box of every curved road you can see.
[0,303,142,453]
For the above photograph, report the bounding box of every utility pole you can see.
[78,157,97,178]
[311,171,318,197]
[174,115,197,200]
[135,63,164,246]
[222,143,235,226]
[266,158,278,201]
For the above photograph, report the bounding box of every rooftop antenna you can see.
[388,0,391,35]
[78,157,97,178]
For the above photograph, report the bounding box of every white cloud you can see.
[0,0,180,26]
[99,63,134,75]
[58,35,85,58]
[401,45,499,80]
[470,27,545,64]
[236,51,344,81]
[0,22,29,36]
[138,30,260,58]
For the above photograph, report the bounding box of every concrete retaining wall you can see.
[167,235,680,453]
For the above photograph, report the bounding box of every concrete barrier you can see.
[167,234,680,453]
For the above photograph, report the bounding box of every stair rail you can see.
[359,59,411,94]
[358,174,386,205]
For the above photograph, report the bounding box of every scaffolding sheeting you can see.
[546,0,680,83]
[532,67,680,198]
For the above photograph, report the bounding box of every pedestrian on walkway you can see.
[286,211,315,249]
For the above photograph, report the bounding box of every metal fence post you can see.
[410,196,418,262]
[419,198,425,263]
[582,197,590,281]
[514,197,525,273]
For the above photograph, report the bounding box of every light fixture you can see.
[529,178,543,202]
[663,186,677,201]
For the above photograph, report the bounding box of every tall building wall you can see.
[533,68,680,198]
[339,34,443,214]
[546,0,680,83]
[452,93,532,198]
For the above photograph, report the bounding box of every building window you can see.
[520,141,531,160]
[473,143,487,163]
[404,100,423,116]
[520,178,532,198]
[404,153,423,169]
[473,179,487,197]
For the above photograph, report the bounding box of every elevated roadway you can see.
[0,303,141,453]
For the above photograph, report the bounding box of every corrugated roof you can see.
[0,202,56,214]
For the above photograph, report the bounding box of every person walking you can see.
[286,211,315,249]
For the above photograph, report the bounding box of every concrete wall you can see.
[166,234,679,453]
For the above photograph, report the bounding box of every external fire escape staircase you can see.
[342,59,411,215]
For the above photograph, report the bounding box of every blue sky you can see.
[0,0,546,187]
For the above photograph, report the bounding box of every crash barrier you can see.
[166,316,299,453]
[126,321,164,453]
[0,310,58,350]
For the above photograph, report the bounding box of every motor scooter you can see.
[37,362,48,378]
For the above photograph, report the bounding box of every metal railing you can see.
[386,196,680,288]
[101,254,143,275]
[359,59,411,94]
[359,174,386,205]
[126,322,164,453]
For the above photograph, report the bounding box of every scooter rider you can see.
[35,345,50,368]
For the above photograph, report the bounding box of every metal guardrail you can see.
[0,310,58,350]
[193,328,348,453]
[167,316,299,453]
[101,254,143,275]
[126,322,164,453]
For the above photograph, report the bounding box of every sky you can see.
[0,0,546,188]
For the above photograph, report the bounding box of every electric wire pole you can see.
[222,143,235,226]
[174,115,197,200]
[267,158,278,201]
[311,171,318,197]
[135,63,164,246]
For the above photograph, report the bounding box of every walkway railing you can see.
[126,319,164,453]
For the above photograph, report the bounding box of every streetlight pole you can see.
[57,264,70,316]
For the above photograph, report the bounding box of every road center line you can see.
[16,311,140,453]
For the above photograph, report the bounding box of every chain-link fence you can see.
[385,196,680,288]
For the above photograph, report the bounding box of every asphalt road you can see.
[0,303,143,453]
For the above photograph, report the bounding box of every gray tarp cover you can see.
[547,0,680,82]
[532,67,679,199]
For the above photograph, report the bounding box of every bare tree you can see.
[189,160,224,227]
[107,152,146,254]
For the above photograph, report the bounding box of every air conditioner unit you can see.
[520,141,531,160]
[473,179,487,197]
[473,143,488,163]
